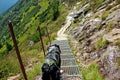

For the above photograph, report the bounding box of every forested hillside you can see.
[0,0,68,79]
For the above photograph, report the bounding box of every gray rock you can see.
[100,46,120,80]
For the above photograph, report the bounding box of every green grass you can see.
[95,38,109,50]
[115,39,120,47]
[116,0,120,4]
[26,61,43,80]
[0,53,20,80]
[82,63,104,80]
[90,0,105,11]
[101,11,110,20]
[19,50,44,80]
[106,22,114,32]
[116,58,120,67]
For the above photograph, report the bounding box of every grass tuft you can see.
[95,38,109,50]
[82,63,104,80]
[101,11,109,20]
[106,22,114,32]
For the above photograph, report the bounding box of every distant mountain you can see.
[0,0,18,14]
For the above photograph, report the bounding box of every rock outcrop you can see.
[63,1,120,80]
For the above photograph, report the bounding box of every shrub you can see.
[95,38,109,50]
[38,0,59,22]
[0,46,7,59]
[0,43,2,49]
[6,42,12,52]
[31,33,39,43]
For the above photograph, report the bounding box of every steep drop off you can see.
[0,0,68,79]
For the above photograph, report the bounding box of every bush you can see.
[0,43,2,49]
[95,38,109,50]
[31,33,39,43]
[38,0,59,22]
[6,42,12,52]
[0,46,8,59]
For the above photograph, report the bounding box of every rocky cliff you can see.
[64,0,120,80]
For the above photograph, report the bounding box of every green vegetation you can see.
[82,63,104,80]
[106,22,114,32]
[95,38,109,50]
[97,24,103,30]
[19,50,44,80]
[101,11,110,20]
[0,0,68,79]
[116,58,120,67]
[115,39,120,47]
[89,0,105,11]
[5,42,13,52]
[0,43,2,49]
[116,0,120,4]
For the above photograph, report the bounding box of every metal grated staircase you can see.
[52,40,82,80]
[36,40,82,80]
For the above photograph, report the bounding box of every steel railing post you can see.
[37,26,46,57]
[8,20,27,80]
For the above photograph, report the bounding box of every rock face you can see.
[64,1,120,80]
[103,28,120,42]
[100,46,120,80]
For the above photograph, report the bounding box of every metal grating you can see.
[60,47,71,50]
[61,50,72,53]
[61,59,76,66]
[61,54,74,59]
[61,65,79,75]
[61,52,73,55]
[61,76,82,80]
[51,40,81,80]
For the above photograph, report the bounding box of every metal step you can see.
[61,59,76,66]
[60,52,73,55]
[61,65,79,75]
[61,54,74,59]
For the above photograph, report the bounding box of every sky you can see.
[0,0,18,14]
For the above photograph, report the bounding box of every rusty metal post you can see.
[8,21,27,80]
[45,26,51,46]
[37,26,46,56]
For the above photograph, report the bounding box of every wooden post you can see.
[45,26,51,46]
[37,26,46,56]
[8,21,27,80]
